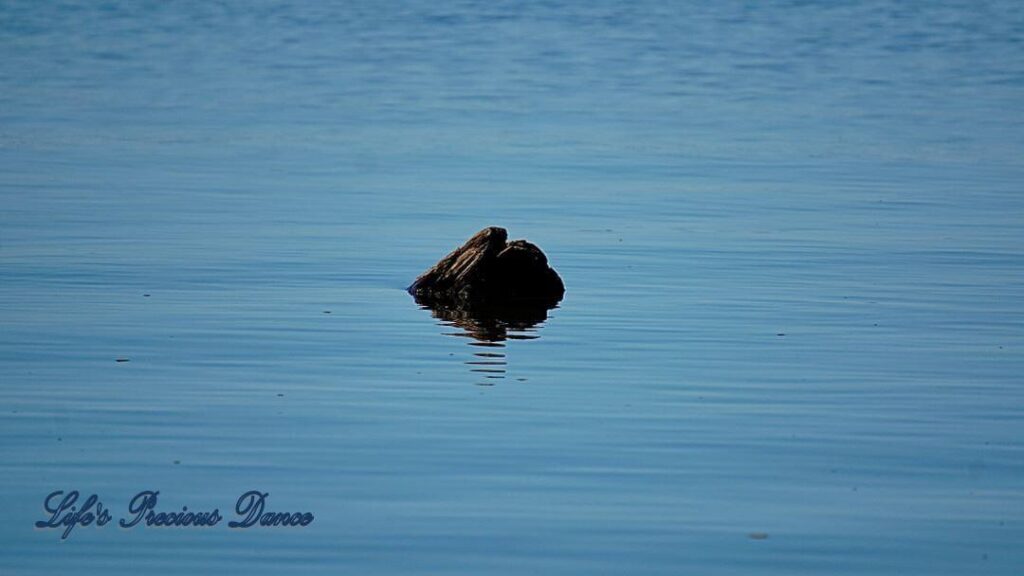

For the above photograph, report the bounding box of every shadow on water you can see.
[415,300,557,386]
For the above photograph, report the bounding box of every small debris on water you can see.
[322,310,332,314]
[749,532,769,540]
[276,393,284,397]
[115,358,130,363]
[143,294,150,297]
[173,460,181,465]
[776,333,786,337]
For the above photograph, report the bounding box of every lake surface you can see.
[2,1,1023,574]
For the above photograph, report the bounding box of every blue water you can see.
[2,1,1023,574]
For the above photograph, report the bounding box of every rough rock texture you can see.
[408,227,565,307]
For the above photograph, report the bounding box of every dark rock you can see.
[408,227,565,308]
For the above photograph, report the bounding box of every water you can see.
[2,1,1023,573]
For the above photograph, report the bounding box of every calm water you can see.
[2,1,1023,574]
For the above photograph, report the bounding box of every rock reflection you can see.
[417,300,555,386]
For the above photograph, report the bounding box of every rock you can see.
[408,227,565,308]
